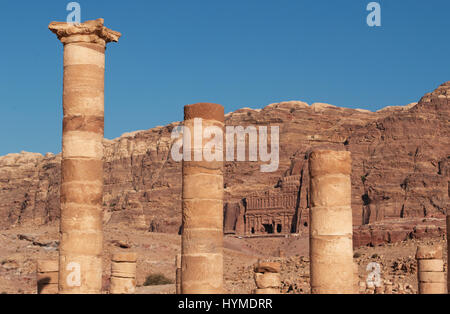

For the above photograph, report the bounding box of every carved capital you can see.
[49,18,121,46]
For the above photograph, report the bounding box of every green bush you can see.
[143,273,173,286]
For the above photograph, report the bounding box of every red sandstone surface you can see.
[1,82,448,246]
[0,82,448,294]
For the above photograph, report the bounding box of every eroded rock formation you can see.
[0,83,448,247]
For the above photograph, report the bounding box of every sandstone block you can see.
[182,200,223,229]
[253,262,280,273]
[183,161,223,175]
[309,150,352,177]
[182,229,223,255]
[110,277,136,294]
[184,103,225,122]
[63,115,104,134]
[60,204,103,232]
[63,64,105,93]
[63,92,104,116]
[112,252,137,263]
[419,282,447,294]
[63,42,105,68]
[253,288,280,294]
[182,174,223,200]
[37,260,58,273]
[62,132,104,159]
[416,245,443,260]
[60,182,103,205]
[418,271,446,283]
[310,236,354,258]
[181,282,223,294]
[254,272,281,289]
[37,271,59,284]
[38,283,59,294]
[61,158,103,183]
[59,231,103,255]
[181,254,223,283]
[111,262,136,278]
[310,205,353,236]
[58,254,103,293]
[310,175,351,207]
[418,259,444,272]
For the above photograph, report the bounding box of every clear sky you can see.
[0,0,449,156]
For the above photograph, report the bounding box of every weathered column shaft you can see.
[37,260,59,294]
[181,103,224,294]
[49,19,121,294]
[110,252,137,294]
[309,150,354,294]
[416,245,447,294]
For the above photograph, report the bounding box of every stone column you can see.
[308,150,354,294]
[175,254,181,294]
[253,261,281,294]
[37,260,59,294]
[416,245,447,294]
[110,252,137,294]
[49,19,121,294]
[181,103,224,294]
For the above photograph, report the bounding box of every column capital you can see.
[49,18,121,46]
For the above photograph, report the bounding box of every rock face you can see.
[0,83,448,243]
[0,152,61,227]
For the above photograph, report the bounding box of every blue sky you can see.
[0,0,449,155]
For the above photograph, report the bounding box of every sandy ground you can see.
[0,224,447,294]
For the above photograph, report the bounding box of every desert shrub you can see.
[353,252,362,258]
[143,273,173,286]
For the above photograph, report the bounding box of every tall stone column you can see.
[416,245,447,294]
[181,103,224,294]
[49,19,121,294]
[308,150,354,294]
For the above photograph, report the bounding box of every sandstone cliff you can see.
[0,82,448,238]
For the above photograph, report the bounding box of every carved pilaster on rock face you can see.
[48,18,121,46]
